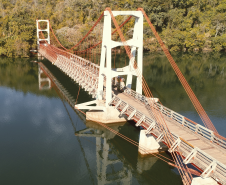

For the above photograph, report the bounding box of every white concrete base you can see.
[191,177,218,185]
[86,107,127,124]
[138,130,168,155]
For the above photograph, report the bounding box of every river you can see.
[0,52,225,185]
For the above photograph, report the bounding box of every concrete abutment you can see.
[86,106,127,124]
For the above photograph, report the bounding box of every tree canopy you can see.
[0,0,226,57]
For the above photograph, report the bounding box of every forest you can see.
[0,0,225,57]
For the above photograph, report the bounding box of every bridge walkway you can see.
[110,90,226,184]
[115,91,226,163]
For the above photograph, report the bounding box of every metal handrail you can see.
[39,46,99,98]
[123,87,226,150]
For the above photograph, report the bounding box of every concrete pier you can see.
[138,130,168,155]
[86,107,127,124]
[191,177,218,185]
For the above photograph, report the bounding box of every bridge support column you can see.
[191,177,218,185]
[138,130,167,155]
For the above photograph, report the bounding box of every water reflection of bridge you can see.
[76,122,133,185]
[38,61,182,185]
[76,121,183,185]
[38,62,86,122]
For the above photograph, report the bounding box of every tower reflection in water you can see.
[38,62,181,185]
[76,121,133,185]
[38,66,51,90]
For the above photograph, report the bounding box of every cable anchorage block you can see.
[168,137,181,153]
[145,121,156,134]
[127,109,136,120]
[135,115,145,127]
[183,147,198,164]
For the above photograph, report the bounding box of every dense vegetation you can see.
[0,0,226,57]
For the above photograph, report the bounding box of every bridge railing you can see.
[123,87,226,150]
[110,95,226,185]
[41,44,100,76]
[39,44,100,98]
[70,55,100,76]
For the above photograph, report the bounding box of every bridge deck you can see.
[116,91,226,165]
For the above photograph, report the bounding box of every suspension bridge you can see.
[36,8,226,185]
[38,62,177,184]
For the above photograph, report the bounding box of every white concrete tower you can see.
[97,11,143,107]
[36,20,50,48]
